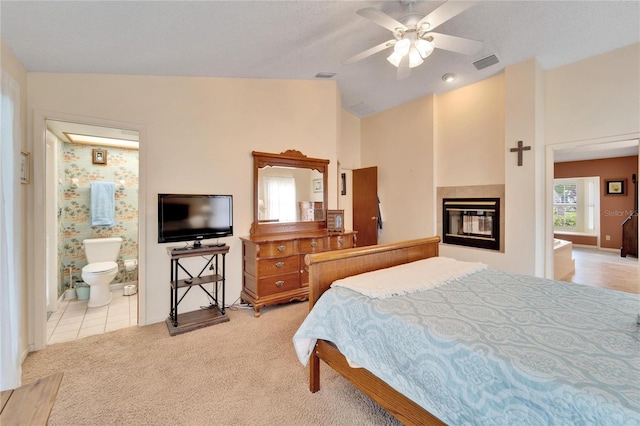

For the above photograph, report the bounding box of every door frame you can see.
[29,110,147,351]
[544,133,639,280]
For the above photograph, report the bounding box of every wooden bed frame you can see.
[304,236,445,426]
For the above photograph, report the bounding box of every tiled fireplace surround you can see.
[437,185,506,253]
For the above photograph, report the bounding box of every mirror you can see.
[257,166,324,222]
[251,150,329,235]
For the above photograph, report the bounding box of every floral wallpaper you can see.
[58,142,139,297]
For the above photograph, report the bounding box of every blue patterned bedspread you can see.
[293,268,640,425]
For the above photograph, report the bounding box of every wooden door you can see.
[353,166,378,247]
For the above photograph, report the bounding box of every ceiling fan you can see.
[344,1,482,80]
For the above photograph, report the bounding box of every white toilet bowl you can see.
[81,261,118,307]
[82,237,122,308]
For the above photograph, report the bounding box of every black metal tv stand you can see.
[166,244,230,336]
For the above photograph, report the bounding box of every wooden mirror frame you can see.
[251,150,329,236]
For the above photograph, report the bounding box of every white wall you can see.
[434,67,545,273]
[434,73,508,268]
[337,109,361,230]
[18,41,640,348]
[360,44,639,276]
[361,95,435,244]
[27,73,339,326]
[502,58,545,276]
[545,43,640,145]
[1,39,30,360]
[544,42,640,278]
[435,75,505,187]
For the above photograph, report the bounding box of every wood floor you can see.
[561,246,639,294]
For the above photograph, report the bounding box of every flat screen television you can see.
[158,194,233,246]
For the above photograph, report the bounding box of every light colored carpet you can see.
[22,301,401,426]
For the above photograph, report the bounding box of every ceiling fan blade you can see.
[357,7,407,33]
[427,32,483,55]
[417,1,475,31]
[396,55,410,80]
[344,39,395,64]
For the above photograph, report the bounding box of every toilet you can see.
[81,237,122,308]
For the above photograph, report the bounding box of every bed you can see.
[293,237,640,425]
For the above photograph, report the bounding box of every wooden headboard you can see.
[304,236,441,309]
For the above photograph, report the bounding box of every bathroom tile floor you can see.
[46,290,138,345]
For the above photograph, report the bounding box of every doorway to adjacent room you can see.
[549,136,639,293]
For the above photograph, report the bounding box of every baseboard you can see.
[572,244,620,253]
[20,346,29,364]
[597,247,621,254]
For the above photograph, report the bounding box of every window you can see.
[554,182,577,229]
[263,176,296,222]
[553,177,598,234]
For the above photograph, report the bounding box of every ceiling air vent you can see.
[473,54,500,71]
[315,72,336,79]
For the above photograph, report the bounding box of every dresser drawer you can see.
[241,231,354,317]
[328,234,354,250]
[257,272,300,296]
[258,240,297,257]
[257,255,299,277]
[299,237,325,253]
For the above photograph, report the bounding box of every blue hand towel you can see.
[90,181,115,226]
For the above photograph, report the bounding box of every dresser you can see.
[246,149,354,316]
[241,230,356,316]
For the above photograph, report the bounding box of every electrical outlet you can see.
[605,235,611,241]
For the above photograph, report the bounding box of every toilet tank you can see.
[83,237,122,263]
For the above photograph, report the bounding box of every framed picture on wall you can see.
[605,179,626,195]
[313,178,323,193]
[92,148,107,165]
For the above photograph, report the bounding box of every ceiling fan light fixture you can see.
[408,47,423,68]
[393,38,411,55]
[347,4,483,78]
[387,51,404,67]
[415,38,434,59]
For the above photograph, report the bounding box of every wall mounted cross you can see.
[510,140,531,166]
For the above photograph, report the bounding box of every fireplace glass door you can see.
[443,198,500,250]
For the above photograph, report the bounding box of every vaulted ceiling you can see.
[2,1,639,118]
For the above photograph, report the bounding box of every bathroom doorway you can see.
[44,119,140,344]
